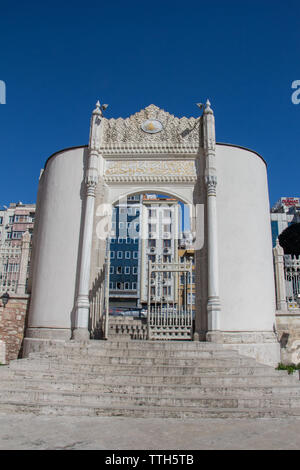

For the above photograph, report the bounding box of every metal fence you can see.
[285,255,300,309]
[147,260,193,340]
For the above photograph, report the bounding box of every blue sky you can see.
[0,0,299,207]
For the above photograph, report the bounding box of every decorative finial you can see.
[93,100,109,116]
[204,99,213,114]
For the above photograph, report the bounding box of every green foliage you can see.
[276,362,300,374]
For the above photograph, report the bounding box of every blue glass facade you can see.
[271,220,279,248]
[109,195,141,307]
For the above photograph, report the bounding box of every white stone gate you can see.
[73,101,221,342]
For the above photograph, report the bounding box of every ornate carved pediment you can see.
[101,104,202,152]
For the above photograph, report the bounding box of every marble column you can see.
[73,101,105,341]
[273,239,288,312]
[203,100,221,331]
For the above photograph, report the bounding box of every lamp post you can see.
[1,292,9,308]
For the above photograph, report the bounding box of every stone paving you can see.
[0,413,300,450]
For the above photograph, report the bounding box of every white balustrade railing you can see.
[284,255,300,309]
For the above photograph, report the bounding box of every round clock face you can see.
[141,119,163,134]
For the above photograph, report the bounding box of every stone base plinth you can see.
[22,328,72,357]
[206,331,281,367]
[72,328,91,342]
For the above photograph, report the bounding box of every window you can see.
[110,251,115,259]
[148,239,156,247]
[118,237,124,243]
[119,222,125,229]
[12,232,23,239]
[132,282,137,290]
[0,217,3,225]
[116,266,122,274]
[110,238,116,244]
[148,223,156,232]
[125,251,131,259]
[188,293,196,305]
[164,209,171,218]
[132,267,138,275]
[9,216,14,224]
[163,224,171,232]
[125,266,130,274]
[163,255,171,262]
[148,255,156,262]
[117,251,123,259]
[163,239,171,247]
[134,238,138,244]
[124,282,130,290]
[7,232,12,239]
[133,252,138,259]
[110,266,114,274]
[148,209,156,218]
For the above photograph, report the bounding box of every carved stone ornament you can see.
[141,119,163,134]
[104,159,197,183]
[100,104,201,152]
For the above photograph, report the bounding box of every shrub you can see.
[276,363,300,374]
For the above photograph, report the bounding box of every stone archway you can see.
[73,101,220,342]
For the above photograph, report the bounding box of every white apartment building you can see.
[139,195,180,306]
[0,202,35,294]
[270,197,300,247]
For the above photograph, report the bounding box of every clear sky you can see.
[0,0,299,208]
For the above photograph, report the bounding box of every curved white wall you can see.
[27,143,276,347]
[216,144,276,332]
[28,147,86,332]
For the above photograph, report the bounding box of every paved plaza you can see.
[0,413,300,450]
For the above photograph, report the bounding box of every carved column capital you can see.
[205,175,217,196]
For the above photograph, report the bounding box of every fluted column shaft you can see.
[203,100,221,331]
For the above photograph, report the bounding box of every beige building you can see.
[0,203,35,294]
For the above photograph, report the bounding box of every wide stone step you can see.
[41,340,228,352]
[22,355,257,368]
[0,365,296,387]
[8,360,275,377]
[1,400,300,418]
[1,388,300,410]
[0,368,296,388]
[0,377,300,398]
[28,348,241,360]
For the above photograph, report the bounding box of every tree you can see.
[278,223,300,257]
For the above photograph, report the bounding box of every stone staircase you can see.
[0,340,300,418]
[108,317,147,340]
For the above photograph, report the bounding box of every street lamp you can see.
[1,292,9,308]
